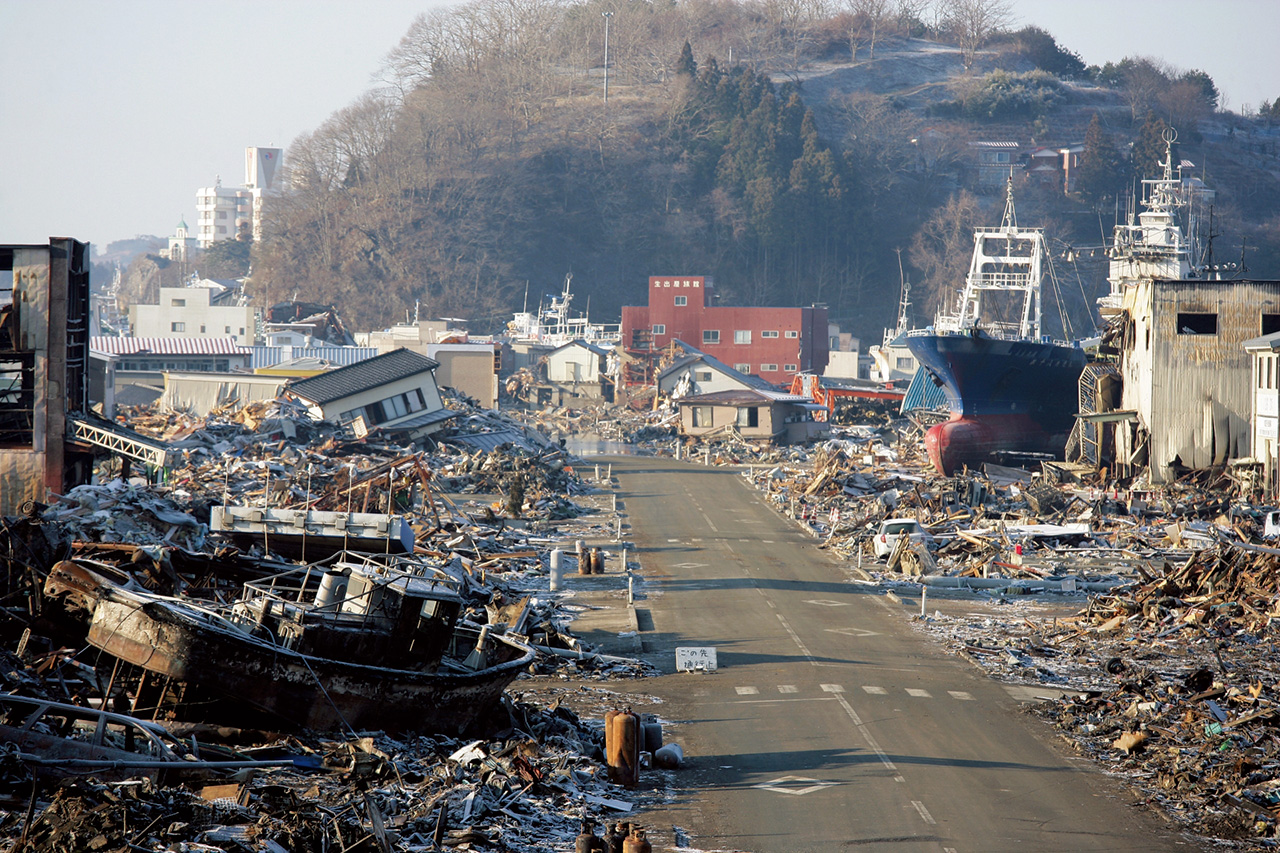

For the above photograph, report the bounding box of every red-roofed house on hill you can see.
[620,276,828,386]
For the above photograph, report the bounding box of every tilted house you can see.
[657,350,778,398]
[677,388,827,445]
[284,348,455,442]
[543,339,615,403]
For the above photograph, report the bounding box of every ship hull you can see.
[907,332,1086,475]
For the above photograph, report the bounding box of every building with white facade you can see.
[195,146,282,248]
[129,279,260,345]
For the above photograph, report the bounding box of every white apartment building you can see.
[129,280,260,344]
[195,146,282,247]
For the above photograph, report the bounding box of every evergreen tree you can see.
[675,41,696,78]
[1074,113,1124,205]
[1131,112,1169,180]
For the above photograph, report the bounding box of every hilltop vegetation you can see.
[238,0,1280,342]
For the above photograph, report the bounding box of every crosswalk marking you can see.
[905,688,932,698]
[731,685,983,700]
[778,685,798,693]
[948,691,975,701]
[735,686,759,695]
[862,685,887,695]
[820,683,844,693]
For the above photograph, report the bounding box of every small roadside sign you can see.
[676,646,717,672]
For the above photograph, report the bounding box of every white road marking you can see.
[820,683,844,693]
[736,686,759,695]
[905,688,932,698]
[861,685,887,695]
[778,685,798,693]
[912,801,936,825]
[831,692,897,773]
[825,627,880,637]
[948,691,975,701]
[775,613,814,658]
[804,599,850,607]
[753,776,838,796]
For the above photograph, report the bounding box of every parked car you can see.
[872,518,931,559]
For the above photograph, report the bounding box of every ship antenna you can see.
[894,248,911,335]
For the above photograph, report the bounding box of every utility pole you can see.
[602,11,614,104]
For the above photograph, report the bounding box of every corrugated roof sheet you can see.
[250,345,379,369]
[286,348,440,405]
[442,429,540,453]
[678,389,808,406]
[91,336,250,356]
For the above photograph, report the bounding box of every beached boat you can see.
[906,180,1086,475]
[43,552,534,735]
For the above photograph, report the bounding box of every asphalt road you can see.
[607,455,1188,853]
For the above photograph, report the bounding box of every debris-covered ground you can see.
[0,395,673,852]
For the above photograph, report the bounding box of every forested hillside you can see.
[243,0,1280,343]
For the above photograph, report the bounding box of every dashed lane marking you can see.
[905,688,932,698]
[778,685,798,693]
[948,691,975,701]
[735,686,759,695]
[820,684,845,693]
[862,685,887,695]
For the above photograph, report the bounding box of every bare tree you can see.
[940,0,1012,70]
[845,0,892,61]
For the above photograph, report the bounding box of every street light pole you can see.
[602,11,614,104]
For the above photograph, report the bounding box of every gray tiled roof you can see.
[286,348,440,405]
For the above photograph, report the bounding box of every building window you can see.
[239,328,245,335]
[736,407,759,428]
[1177,312,1217,335]
[674,295,688,307]
[199,325,206,333]
[734,330,751,344]
[761,330,779,338]
[171,322,185,332]
[696,370,712,382]
[734,363,751,373]
[896,356,913,369]
[225,326,231,333]
[760,363,778,372]
[171,298,186,307]
[692,406,713,427]
[702,330,720,345]
[784,364,797,372]
[785,330,798,339]
[652,324,666,335]
[217,211,227,219]
[1264,314,1280,336]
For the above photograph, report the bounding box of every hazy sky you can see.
[2,0,1276,253]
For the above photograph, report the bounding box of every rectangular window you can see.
[784,364,797,372]
[225,326,231,333]
[171,298,186,306]
[736,407,759,428]
[652,324,666,335]
[734,363,752,373]
[785,330,798,339]
[1264,314,1280,336]
[696,370,712,382]
[1177,312,1217,335]
[702,330,720,345]
[171,322,185,332]
[896,356,913,369]
[692,406,713,427]
[734,330,751,344]
[760,363,778,372]
[199,325,206,333]
[761,330,779,338]
[674,295,688,306]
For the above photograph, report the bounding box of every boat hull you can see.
[47,563,534,735]
[907,332,1086,475]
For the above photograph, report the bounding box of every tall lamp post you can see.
[602,10,614,103]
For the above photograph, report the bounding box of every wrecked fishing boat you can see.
[43,552,535,735]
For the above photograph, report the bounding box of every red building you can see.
[621,276,828,385]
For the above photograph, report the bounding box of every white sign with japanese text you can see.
[675,646,717,672]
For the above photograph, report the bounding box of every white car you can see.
[872,518,931,559]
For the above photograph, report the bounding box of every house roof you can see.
[375,407,457,433]
[678,389,809,406]
[91,336,250,356]
[286,348,440,405]
[1244,331,1280,352]
[658,352,776,390]
[548,339,610,357]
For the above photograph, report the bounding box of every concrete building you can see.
[1,239,95,514]
[621,276,828,385]
[195,146,282,247]
[284,348,455,442]
[1115,279,1280,483]
[129,279,259,344]
[1246,331,1280,497]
